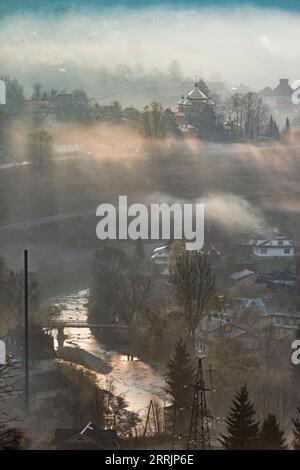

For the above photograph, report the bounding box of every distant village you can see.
[150,227,299,353]
[1,74,300,161]
[1,71,300,450]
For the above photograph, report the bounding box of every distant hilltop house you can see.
[259,78,298,123]
[260,78,293,108]
[252,235,294,258]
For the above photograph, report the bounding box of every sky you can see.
[1,1,300,13]
[0,1,299,90]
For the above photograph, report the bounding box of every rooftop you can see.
[187,83,207,101]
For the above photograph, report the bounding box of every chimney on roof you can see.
[279,79,289,85]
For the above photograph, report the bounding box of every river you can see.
[51,289,166,416]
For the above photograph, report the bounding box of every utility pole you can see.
[24,249,29,413]
[187,356,211,450]
[171,398,177,450]
[207,363,217,434]
[143,400,158,437]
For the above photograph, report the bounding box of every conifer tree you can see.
[285,117,291,133]
[292,404,300,450]
[267,115,280,140]
[258,414,287,450]
[220,384,259,449]
[165,338,195,410]
[165,338,195,434]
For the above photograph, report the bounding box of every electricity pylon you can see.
[187,355,211,450]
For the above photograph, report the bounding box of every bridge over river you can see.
[55,321,128,328]
[54,321,128,348]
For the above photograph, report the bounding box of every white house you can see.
[253,236,294,258]
[151,245,171,275]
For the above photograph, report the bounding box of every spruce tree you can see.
[220,384,259,449]
[267,116,280,140]
[165,339,195,435]
[258,414,287,450]
[292,404,300,450]
[273,120,280,139]
[285,117,291,133]
[268,116,274,138]
[165,338,195,410]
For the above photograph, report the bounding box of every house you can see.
[260,79,293,109]
[230,269,257,286]
[201,319,259,351]
[259,79,297,124]
[231,297,268,316]
[53,422,122,450]
[220,324,259,350]
[253,236,294,258]
[151,245,171,275]
[259,311,300,339]
[255,271,296,289]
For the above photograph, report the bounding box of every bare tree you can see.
[140,102,167,138]
[91,247,152,325]
[102,378,141,437]
[170,251,216,348]
[91,247,129,323]
[29,130,54,165]
[225,93,244,127]
[224,92,269,139]
[118,274,152,325]
[0,359,27,449]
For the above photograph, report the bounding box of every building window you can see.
[260,248,268,254]
[278,240,283,246]
[284,248,290,254]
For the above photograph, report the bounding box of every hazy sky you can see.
[0,2,299,89]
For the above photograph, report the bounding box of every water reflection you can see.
[51,289,166,414]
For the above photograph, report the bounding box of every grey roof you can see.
[183,98,192,106]
[232,297,268,315]
[54,422,121,449]
[153,245,170,253]
[187,85,207,101]
[230,269,256,281]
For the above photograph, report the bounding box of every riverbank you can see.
[57,346,112,374]
[51,289,167,414]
